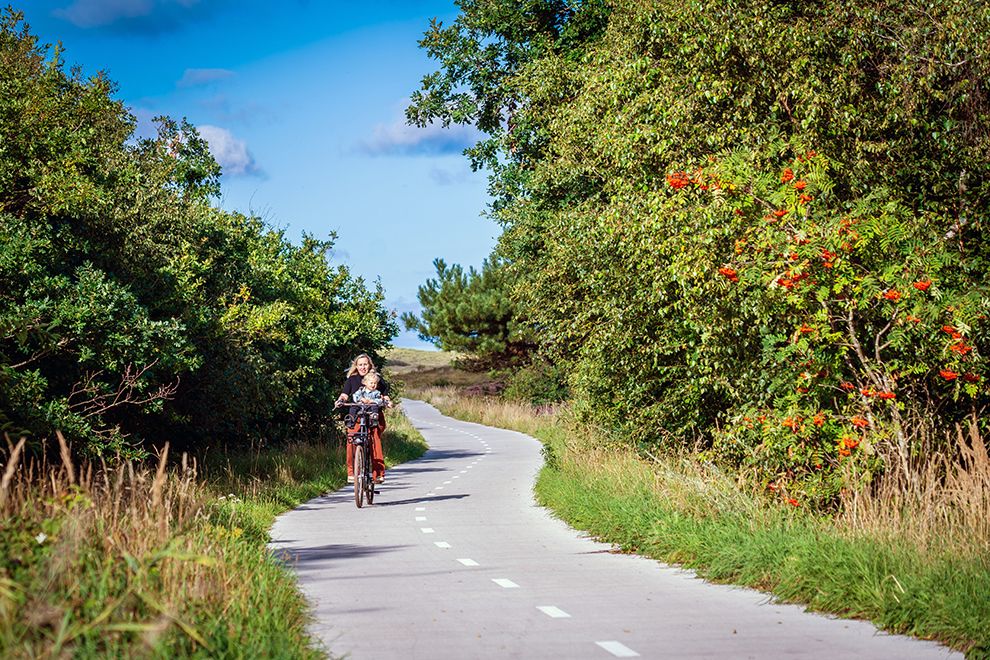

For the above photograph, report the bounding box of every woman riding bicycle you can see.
[336,353,390,484]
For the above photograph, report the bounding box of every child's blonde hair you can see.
[362,371,380,388]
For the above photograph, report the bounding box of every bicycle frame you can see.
[343,403,380,508]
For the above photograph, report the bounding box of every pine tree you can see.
[402,258,533,367]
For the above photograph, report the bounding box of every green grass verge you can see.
[420,391,990,659]
[0,409,428,660]
[383,410,431,467]
[536,446,990,658]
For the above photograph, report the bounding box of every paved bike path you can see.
[269,399,958,659]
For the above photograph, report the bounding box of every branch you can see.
[742,186,775,211]
[68,360,179,422]
[6,338,71,369]
[843,305,877,385]
[874,314,895,361]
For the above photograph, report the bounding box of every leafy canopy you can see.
[412,0,990,502]
[0,9,396,456]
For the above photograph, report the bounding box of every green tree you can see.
[407,0,612,207]
[0,9,396,455]
[402,257,533,366]
[406,0,611,372]
[416,0,990,499]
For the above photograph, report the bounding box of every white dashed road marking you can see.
[421,528,435,534]
[536,606,571,618]
[415,517,427,521]
[492,578,519,589]
[434,542,451,548]
[456,558,479,566]
[596,641,640,657]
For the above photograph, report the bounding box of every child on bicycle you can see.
[352,372,385,406]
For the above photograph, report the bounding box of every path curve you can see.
[269,399,958,660]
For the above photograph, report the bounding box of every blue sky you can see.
[14,0,499,349]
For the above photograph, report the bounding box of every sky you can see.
[12,0,500,349]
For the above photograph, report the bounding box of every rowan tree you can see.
[412,0,990,500]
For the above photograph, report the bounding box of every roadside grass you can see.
[415,386,990,659]
[383,409,430,466]
[0,408,427,660]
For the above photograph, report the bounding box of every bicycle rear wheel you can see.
[353,445,365,508]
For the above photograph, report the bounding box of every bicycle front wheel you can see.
[366,468,375,505]
[353,445,365,508]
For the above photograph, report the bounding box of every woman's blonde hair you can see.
[346,353,377,377]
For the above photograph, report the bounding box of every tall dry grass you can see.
[0,406,430,659]
[2,433,209,656]
[0,432,327,659]
[412,385,563,438]
[837,418,990,558]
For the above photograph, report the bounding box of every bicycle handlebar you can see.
[334,400,393,410]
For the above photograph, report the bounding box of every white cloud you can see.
[53,0,153,27]
[356,101,485,156]
[177,68,234,88]
[53,0,206,30]
[198,125,261,177]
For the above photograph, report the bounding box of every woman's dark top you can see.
[341,373,389,400]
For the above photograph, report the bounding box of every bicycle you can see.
[337,402,383,508]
